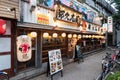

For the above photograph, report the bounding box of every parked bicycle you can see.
[97,52,117,80]
[0,71,9,80]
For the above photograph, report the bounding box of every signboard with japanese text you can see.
[17,35,32,62]
[55,4,82,27]
[48,49,63,75]
[107,16,113,32]
[58,0,95,23]
[37,13,49,25]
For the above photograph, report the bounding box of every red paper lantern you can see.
[0,19,6,34]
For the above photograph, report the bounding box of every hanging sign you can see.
[17,35,32,62]
[48,49,63,75]
[0,19,6,34]
[55,4,82,27]
[107,16,113,32]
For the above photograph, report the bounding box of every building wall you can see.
[0,0,19,19]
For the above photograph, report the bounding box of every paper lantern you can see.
[61,33,66,37]
[30,32,37,38]
[43,32,49,38]
[68,34,72,38]
[0,19,6,34]
[53,33,58,38]
[73,34,77,38]
[78,35,81,39]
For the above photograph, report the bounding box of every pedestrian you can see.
[75,41,84,64]
[116,50,120,60]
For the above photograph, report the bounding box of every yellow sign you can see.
[37,13,49,25]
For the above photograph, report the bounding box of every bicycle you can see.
[97,52,115,80]
[0,71,9,80]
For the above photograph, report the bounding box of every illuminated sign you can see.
[107,16,113,32]
[55,4,82,27]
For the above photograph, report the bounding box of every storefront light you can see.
[68,34,72,38]
[61,33,66,37]
[53,33,58,38]
[83,35,86,38]
[78,35,81,39]
[30,32,37,38]
[85,35,88,38]
[43,32,49,38]
[73,34,77,38]
[88,35,91,38]
[92,35,95,38]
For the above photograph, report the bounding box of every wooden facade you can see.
[0,0,19,19]
[0,0,19,77]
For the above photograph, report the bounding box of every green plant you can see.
[106,71,120,80]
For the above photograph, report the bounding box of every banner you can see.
[48,49,63,75]
[17,35,32,62]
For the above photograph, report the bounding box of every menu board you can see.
[48,49,63,75]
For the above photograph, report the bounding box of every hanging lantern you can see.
[88,35,91,38]
[61,33,66,37]
[85,35,88,38]
[78,35,81,39]
[83,35,86,38]
[73,34,77,38]
[0,19,6,34]
[68,34,72,38]
[43,32,49,38]
[30,32,37,38]
[53,33,58,38]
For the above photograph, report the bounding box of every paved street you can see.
[29,49,112,80]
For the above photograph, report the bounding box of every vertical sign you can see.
[48,49,63,75]
[107,16,113,32]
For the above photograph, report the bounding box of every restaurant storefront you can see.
[13,0,105,78]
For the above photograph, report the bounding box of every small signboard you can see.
[48,49,63,75]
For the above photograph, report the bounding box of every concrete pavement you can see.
[29,49,112,80]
